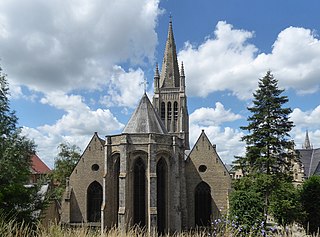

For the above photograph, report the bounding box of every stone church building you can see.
[60,20,231,233]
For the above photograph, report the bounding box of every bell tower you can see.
[153,18,189,149]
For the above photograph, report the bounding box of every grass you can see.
[0,217,316,237]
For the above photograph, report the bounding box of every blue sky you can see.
[1,0,320,168]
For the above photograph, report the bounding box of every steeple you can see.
[160,17,180,88]
[303,130,312,149]
[152,17,190,150]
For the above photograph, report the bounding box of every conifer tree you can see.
[0,66,38,223]
[236,71,295,176]
[232,71,297,227]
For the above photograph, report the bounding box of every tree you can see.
[0,66,39,223]
[300,175,320,234]
[269,180,304,227]
[233,71,296,226]
[51,143,80,200]
[230,176,264,234]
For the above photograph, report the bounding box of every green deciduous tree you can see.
[51,143,80,200]
[270,180,304,227]
[232,71,298,228]
[0,66,39,223]
[300,175,320,234]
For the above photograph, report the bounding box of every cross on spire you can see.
[140,78,148,94]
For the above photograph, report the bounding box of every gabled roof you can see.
[31,154,51,174]
[123,93,167,134]
[297,148,320,177]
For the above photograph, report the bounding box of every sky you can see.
[1,0,320,168]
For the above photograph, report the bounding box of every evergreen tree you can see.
[236,71,295,176]
[233,71,296,226]
[0,66,38,223]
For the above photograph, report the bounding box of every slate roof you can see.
[297,148,320,177]
[123,93,167,134]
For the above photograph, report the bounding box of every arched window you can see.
[157,158,168,234]
[167,102,172,121]
[133,158,146,228]
[160,102,165,121]
[195,182,212,226]
[114,155,120,226]
[173,101,178,132]
[173,101,178,121]
[87,181,103,222]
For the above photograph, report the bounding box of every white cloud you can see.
[290,106,320,148]
[100,66,146,108]
[190,102,242,126]
[22,92,124,168]
[189,102,244,164]
[0,0,161,95]
[179,21,320,99]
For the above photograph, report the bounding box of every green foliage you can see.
[270,181,304,227]
[0,66,40,223]
[51,143,81,200]
[232,71,299,228]
[235,71,295,176]
[300,175,320,234]
[230,175,265,233]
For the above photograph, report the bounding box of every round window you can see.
[91,164,99,171]
[198,165,207,173]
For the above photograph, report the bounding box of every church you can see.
[60,19,231,233]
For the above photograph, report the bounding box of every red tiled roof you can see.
[31,154,51,174]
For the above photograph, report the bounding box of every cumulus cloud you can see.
[0,0,161,94]
[189,102,244,164]
[22,92,124,167]
[100,66,146,108]
[190,102,242,126]
[179,21,320,99]
[290,105,320,148]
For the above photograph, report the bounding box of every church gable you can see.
[185,130,231,227]
[61,132,105,224]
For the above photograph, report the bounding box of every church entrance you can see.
[133,158,146,228]
[87,181,103,222]
[195,181,212,226]
[157,158,167,234]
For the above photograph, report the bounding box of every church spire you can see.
[160,17,180,88]
[303,130,312,149]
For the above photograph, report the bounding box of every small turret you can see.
[154,63,160,93]
[180,62,185,92]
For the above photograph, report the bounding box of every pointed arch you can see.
[167,102,172,121]
[161,102,165,121]
[133,158,146,228]
[157,157,168,234]
[87,181,102,222]
[195,181,212,226]
[113,154,120,226]
[173,101,178,132]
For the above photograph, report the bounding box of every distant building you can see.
[30,153,51,184]
[60,19,231,233]
[296,130,320,179]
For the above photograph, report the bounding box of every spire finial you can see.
[303,129,312,149]
[155,63,160,78]
[180,61,185,77]
[169,13,172,24]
